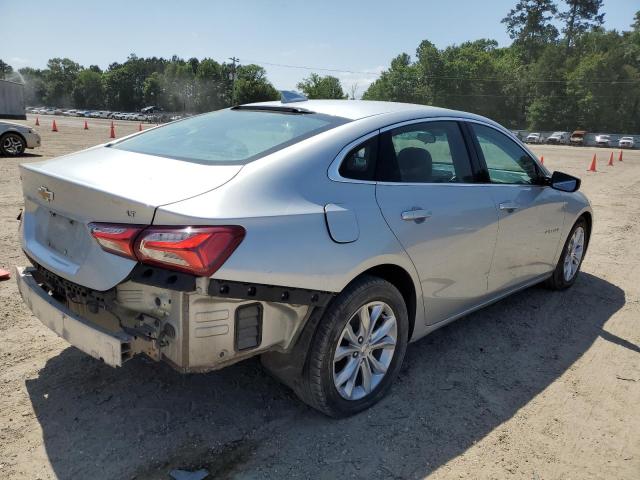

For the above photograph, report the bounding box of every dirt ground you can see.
[0,114,638,480]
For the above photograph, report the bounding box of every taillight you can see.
[89,223,144,259]
[90,224,245,277]
[135,226,245,276]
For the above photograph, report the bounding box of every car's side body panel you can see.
[485,184,567,292]
[376,183,499,324]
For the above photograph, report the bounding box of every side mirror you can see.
[550,171,580,192]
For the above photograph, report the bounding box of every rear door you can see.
[466,122,566,292]
[375,120,499,324]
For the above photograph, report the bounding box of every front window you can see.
[111,108,349,165]
[471,123,541,185]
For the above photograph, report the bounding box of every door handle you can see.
[401,209,432,221]
[499,202,519,212]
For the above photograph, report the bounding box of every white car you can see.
[0,121,41,156]
[525,132,542,144]
[545,131,569,145]
[618,137,635,149]
[595,134,611,147]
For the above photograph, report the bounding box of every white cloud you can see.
[9,57,30,67]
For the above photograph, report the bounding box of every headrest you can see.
[397,147,432,182]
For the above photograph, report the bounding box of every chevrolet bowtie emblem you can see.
[38,186,54,202]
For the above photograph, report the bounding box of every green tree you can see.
[143,71,164,108]
[297,73,347,99]
[195,58,231,112]
[502,0,558,61]
[72,70,104,109]
[18,67,47,106]
[0,59,13,80]
[363,53,422,103]
[559,0,605,48]
[233,64,279,104]
[44,58,81,106]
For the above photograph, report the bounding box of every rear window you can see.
[111,108,349,165]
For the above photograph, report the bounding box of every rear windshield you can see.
[111,108,349,165]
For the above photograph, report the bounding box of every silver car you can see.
[16,99,592,417]
[0,121,41,156]
[619,136,635,149]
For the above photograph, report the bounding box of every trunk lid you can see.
[20,146,242,291]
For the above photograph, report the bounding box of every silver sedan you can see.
[16,99,592,417]
[0,121,41,156]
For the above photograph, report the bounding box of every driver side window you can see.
[471,123,540,185]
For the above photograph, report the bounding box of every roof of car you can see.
[244,99,478,121]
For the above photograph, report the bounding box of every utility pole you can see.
[228,56,239,105]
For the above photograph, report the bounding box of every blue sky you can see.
[1,0,638,96]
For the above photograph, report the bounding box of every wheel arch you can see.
[578,210,592,253]
[349,263,418,340]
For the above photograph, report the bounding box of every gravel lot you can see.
[1,115,639,479]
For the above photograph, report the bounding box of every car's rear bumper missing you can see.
[15,266,134,367]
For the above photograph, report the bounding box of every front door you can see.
[467,123,566,292]
[375,120,499,324]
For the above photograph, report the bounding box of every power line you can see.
[240,58,640,85]
[240,58,380,76]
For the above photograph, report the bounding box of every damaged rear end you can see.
[16,107,343,371]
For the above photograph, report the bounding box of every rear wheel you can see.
[545,217,588,290]
[297,276,408,417]
[0,133,26,157]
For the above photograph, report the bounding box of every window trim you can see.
[329,116,545,186]
[328,130,380,184]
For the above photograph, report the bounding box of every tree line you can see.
[364,2,640,132]
[1,1,638,131]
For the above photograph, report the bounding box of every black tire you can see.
[545,217,589,290]
[0,132,26,157]
[296,275,409,418]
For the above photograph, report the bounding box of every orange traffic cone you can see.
[607,152,614,166]
[84,120,89,130]
[35,116,40,126]
[619,150,623,162]
[109,122,116,139]
[51,120,58,132]
[540,155,544,165]
[587,154,597,172]
[138,122,143,132]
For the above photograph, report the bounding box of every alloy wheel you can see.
[2,134,24,155]
[333,301,397,401]
[563,226,585,281]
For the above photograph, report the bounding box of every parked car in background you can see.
[618,137,635,149]
[570,130,586,146]
[15,99,592,417]
[525,132,543,144]
[595,134,611,147]
[0,121,41,156]
[545,131,569,145]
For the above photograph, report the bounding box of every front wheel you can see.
[545,217,588,290]
[0,133,26,157]
[298,276,409,417]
